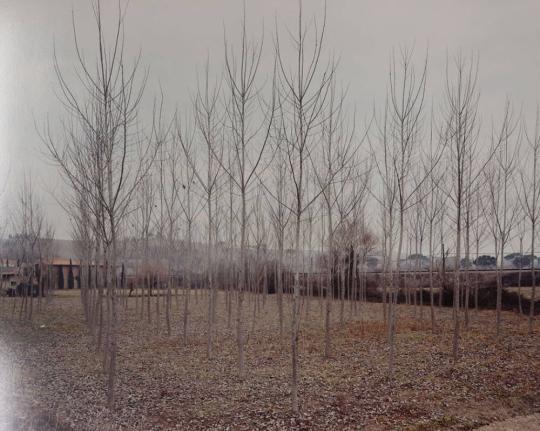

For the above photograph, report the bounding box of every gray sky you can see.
[0,0,539,243]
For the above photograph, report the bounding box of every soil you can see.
[0,290,538,430]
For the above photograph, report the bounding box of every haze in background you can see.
[0,0,539,244]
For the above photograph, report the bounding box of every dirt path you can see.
[477,414,540,430]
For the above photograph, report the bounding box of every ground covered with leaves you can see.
[0,290,538,430]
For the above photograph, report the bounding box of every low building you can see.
[0,266,19,290]
[46,258,81,290]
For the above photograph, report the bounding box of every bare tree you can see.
[515,217,526,315]
[386,46,428,376]
[471,187,487,313]
[422,117,446,332]
[441,52,480,360]
[221,6,275,377]
[265,129,292,341]
[10,175,48,321]
[189,60,223,360]
[69,191,96,327]
[275,1,335,412]
[519,106,540,333]
[174,114,203,346]
[41,1,158,408]
[133,167,156,325]
[409,172,428,321]
[370,101,398,327]
[315,81,357,357]
[483,102,519,337]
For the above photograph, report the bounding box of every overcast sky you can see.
[0,0,539,245]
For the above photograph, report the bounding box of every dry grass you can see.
[0,289,539,430]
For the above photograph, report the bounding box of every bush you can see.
[512,255,533,268]
[473,255,496,267]
[460,258,473,268]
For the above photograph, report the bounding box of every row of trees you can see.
[23,0,539,413]
[1,177,56,320]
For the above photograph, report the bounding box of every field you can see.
[0,291,539,430]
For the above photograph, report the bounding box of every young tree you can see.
[275,1,335,412]
[175,113,204,346]
[179,62,223,359]
[422,118,446,332]
[153,103,175,337]
[386,46,428,375]
[10,175,49,320]
[132,164,156,325]
[471,188,487,313]
[441,52,480,360]
[70,192,96,326]
[41,1,158,408]
[265,129,292,341]
[315,82,357,357]
[515,218,526,315]
[519,106,540,334]
[371,101,398,326]
[484,103,519,337]
[221,6,275,376]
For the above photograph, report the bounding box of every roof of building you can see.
[0,267,18,275]
[46,258,81,266]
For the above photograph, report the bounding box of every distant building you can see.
[0,266,19,289]
[46,258,81,290]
